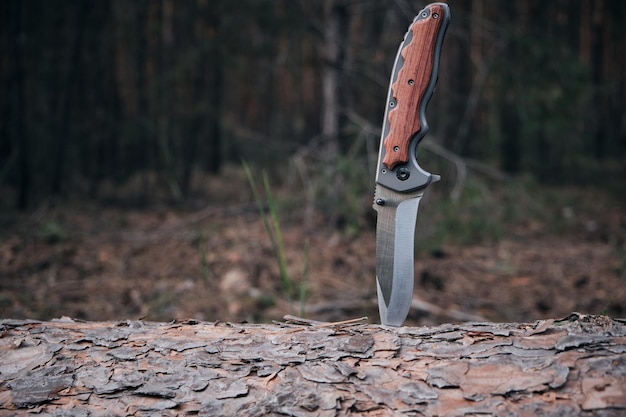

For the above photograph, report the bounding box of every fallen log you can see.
[1,313,625,416]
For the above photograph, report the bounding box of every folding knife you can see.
[373,3,450,326]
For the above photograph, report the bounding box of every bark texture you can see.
[1,313,625,416]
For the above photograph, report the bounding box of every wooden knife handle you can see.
[382,3,449,170]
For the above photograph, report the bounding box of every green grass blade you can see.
[263,171,292,296]
[243,160,293,302]
[243,160,277,247]
[299,238,309,317]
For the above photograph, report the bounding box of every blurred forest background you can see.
[0,0,624,324]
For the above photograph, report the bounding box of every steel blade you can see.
[374,184,424,326]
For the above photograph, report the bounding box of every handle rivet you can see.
[433,13,439,19]
[375,198,385,206]
[408,79,414,86]
[393,146,400,152]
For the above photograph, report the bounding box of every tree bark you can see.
[1,313,625,416]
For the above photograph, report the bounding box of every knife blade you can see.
[373,3,450,326]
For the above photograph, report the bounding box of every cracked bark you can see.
[1,313,625,416]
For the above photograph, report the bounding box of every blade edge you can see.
[374,185,423,326]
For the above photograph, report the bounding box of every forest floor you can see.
[0,176,624,326]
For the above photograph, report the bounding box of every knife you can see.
[373,3,450,326]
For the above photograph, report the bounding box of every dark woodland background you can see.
[1,0,624,207]
[0,0,625,323]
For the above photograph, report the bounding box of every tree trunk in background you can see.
[590,0,606,160]
[336,3,352,155]
[442,0,472,155]
[207,0,222,175]
[134,0,153,202]
[499,2,520,174]
[500,91,520,174]
[179,0,200,196]
[52,2,88,197]
[10,1,29,210]
[156,0,178,200]
[321,0,341,162]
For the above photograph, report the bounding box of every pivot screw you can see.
[396,167,410,181]
[375,198,385,206]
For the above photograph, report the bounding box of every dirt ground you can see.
[0,193,624,326]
